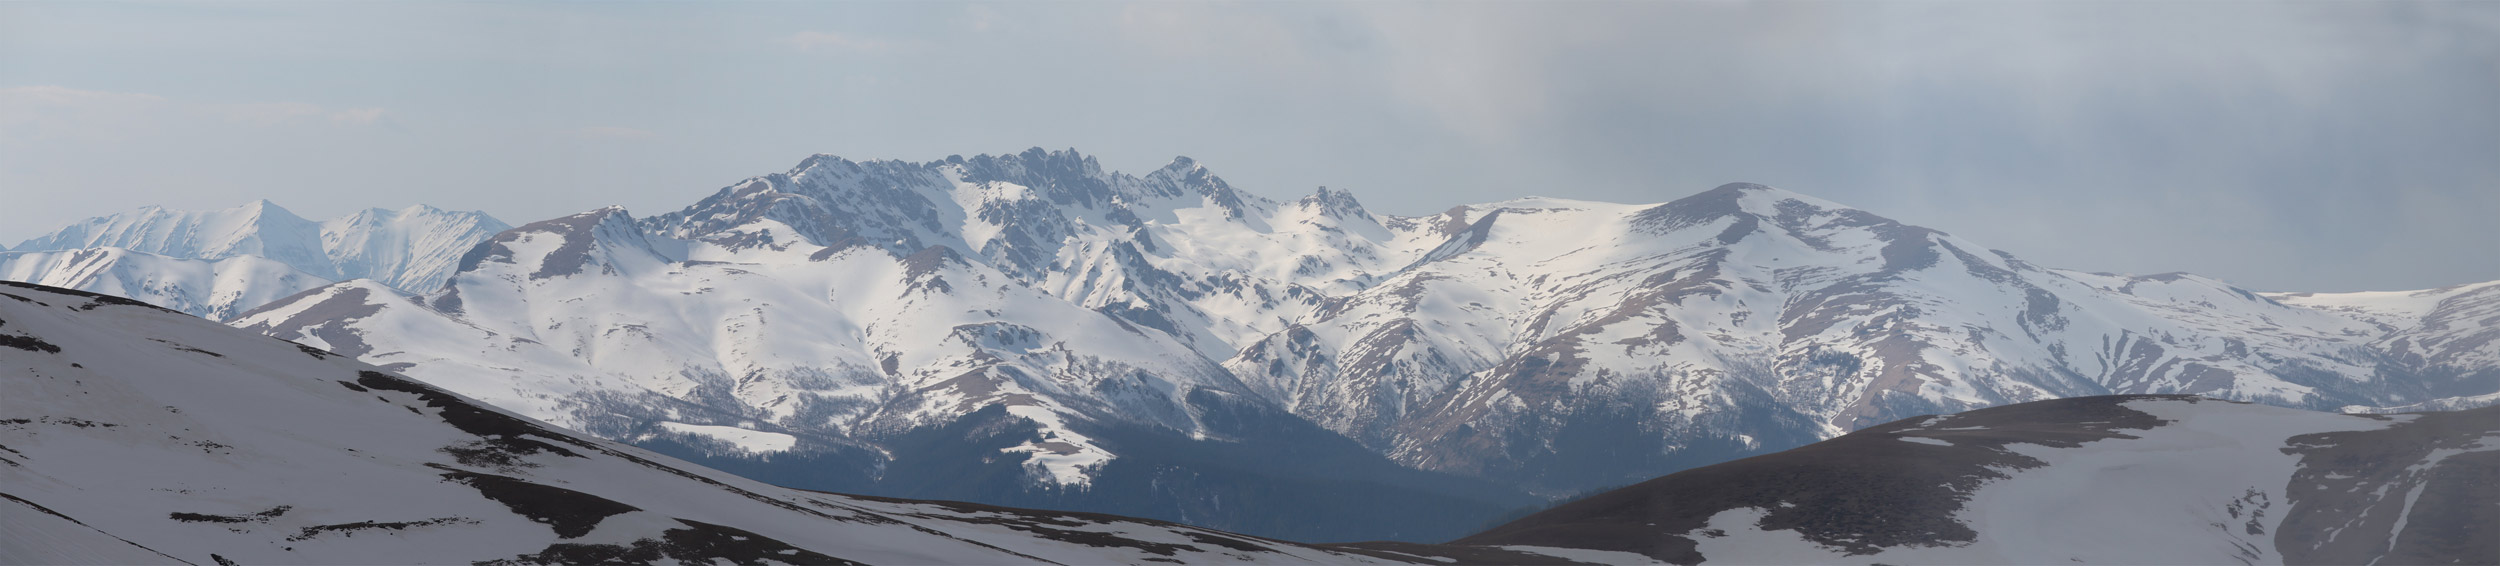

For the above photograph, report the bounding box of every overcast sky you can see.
[2,1,2493,292]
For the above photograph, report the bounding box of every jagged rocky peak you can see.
[455,205,673,280]
[953,147,1123,207]
[640,148,1304,273]
[950,149,1259,214]
[1150,155,1259,220]
[1296,186,1377,223]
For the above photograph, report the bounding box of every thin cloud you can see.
[0,86,387,131]
[0,85,168,106]
[965,5,1004,33]
[0,86,175,144]
[214,102,388,127]
[579,126,660,140]
[328,107,387,126]
[782,31,893,54]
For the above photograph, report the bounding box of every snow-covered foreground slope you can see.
[1460,395,2500,565]
[11,201,507,294]
[0,248,332,320]
[0,281,1611,565]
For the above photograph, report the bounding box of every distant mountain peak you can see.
[455,205,666,281]
[10,201,507,295]
[1293,186,1377,225]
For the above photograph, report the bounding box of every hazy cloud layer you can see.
[0,1,2491,291]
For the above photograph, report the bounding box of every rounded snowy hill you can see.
[1460,395,2500,565]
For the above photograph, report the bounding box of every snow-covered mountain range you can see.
[0,280,1628,565]
[4,201,508,319]
[2270,280,2500,412]
[1461,394,2500,565]
[13,148,2497,540]
[224,173,1540,541]
[0,247,332,321]
[7,283,2488,565]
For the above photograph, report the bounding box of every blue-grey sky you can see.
[2,1,2493,292]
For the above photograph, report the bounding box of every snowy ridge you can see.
[0,247,332,320]
[0,281,1595,566]
[319,204,515,291]
[1227,183,2435,491]
[10,201,508,295]
[13,200,339,279]
[2272,281,2500,411]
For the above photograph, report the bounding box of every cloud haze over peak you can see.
[0,1,2491,291]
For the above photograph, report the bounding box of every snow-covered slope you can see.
[317,204,516,291]
[251,205,1243,479]
[231,149,2500,505]
[1460,395,2500,565]
[1228,184,2430,492]
[0,281,1606,565]
[11,201,507,294]
[2272,281,2500,412]
[234,205,1536,542]
[0,247,332,320]
[13,201,339,279]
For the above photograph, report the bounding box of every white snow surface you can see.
[1683,399,2404,565]
[0,281,1573,565]
[654,422,799,454]
[0,247,332,320]
[11,201,507,294]
[2271,280,2500,393]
